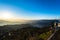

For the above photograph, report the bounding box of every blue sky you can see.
[0,0,60,20]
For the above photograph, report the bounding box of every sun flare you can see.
[0,11,13,20]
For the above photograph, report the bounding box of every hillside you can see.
[0,24,53,40]
[50,29,60,40]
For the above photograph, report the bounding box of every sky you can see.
[0,0,60,20]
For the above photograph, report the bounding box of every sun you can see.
[0,11,13,19]
[2,13,12,19]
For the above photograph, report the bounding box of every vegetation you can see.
[0,24,53,40]
[39,30,52,40]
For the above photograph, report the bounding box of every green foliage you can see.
[39,33,46,39]
[39,30,52,40]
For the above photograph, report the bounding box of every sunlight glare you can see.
[0,10,13,20]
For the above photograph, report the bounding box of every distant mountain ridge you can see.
[0,19,28,26]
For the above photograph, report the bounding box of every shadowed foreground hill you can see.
[0,24,53,40]
[50,29,60,40]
